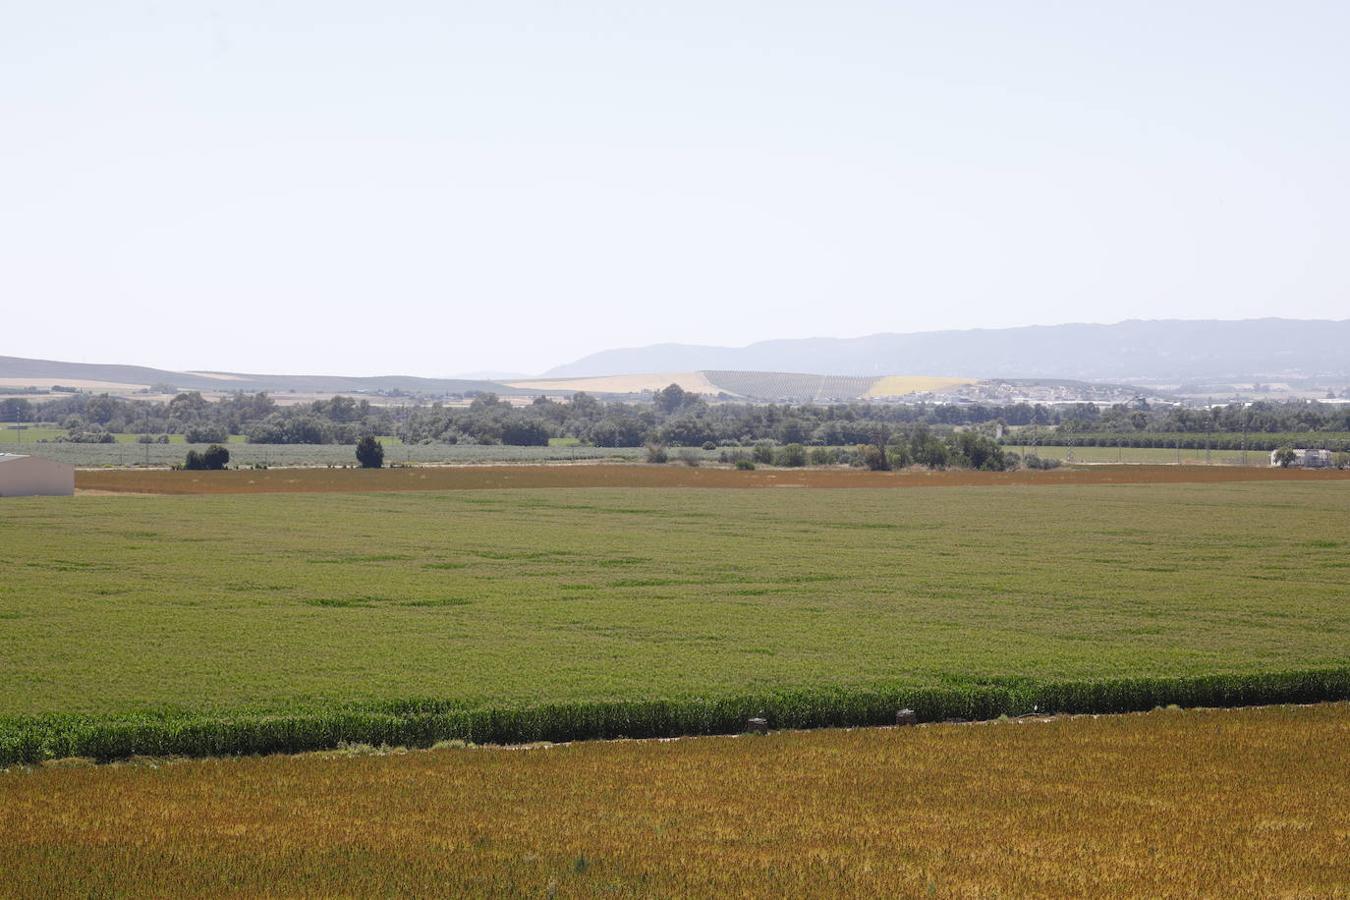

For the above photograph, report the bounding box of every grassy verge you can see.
[3,668,1346,764]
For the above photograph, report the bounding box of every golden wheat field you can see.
[864,374,974,397]
[2,704,1345,898]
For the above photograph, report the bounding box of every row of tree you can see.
[5,387,1348,449]
[1058,400,1350,434]
[179,437,385,470]
[2,392,394,445]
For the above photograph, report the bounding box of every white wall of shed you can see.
[0,457,75,496]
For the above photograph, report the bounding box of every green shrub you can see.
[774,443,807,467]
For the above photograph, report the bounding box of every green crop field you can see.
[0,425,66,443]
[1024,445,1260,466]
[2,441,650,468]
[2,481,1347,738]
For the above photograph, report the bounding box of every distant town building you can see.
[0,453,75,496]
[1269,448,1333,468]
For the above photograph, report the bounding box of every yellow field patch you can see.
[864,374,974,397]
[505,371,726,395]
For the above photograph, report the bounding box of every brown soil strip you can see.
[74,463,1350,495]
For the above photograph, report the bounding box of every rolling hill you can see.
[0,356,516,397]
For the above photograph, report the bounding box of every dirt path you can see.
[73,463,1350,494]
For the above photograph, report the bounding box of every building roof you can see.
[0,453,74,470]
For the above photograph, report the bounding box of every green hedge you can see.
[1027,432,1350,452]
[2,668,1346,765]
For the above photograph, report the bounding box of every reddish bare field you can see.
[75,463,1350,494]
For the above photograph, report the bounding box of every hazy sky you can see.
[4,2,1347,376]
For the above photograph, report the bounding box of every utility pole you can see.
[1242,405,1249,467]
[1206,405,1213,465]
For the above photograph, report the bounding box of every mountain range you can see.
[4,319,1347,398]
[547,319,1350,382]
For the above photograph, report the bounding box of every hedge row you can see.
[1027,434,1350,452]
[3,668,1346,765]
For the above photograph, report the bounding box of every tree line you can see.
[3,386,1348,449]
[1057,399,1350,435]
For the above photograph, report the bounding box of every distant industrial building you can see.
[0,453,75,496]
[1269,448,1333,468]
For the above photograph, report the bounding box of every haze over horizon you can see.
[5,2,1348,377]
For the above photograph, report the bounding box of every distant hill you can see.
[546,319,1350,382]
[0,356,516,397]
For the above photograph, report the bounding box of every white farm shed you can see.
[0,453,75,497]
[1269,448,1333,469]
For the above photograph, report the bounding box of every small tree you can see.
[774,443,807,467]
[645,443,668,464]
[185,424,229,444]
[202,444,230,470]
[677,447,702,467]
[501,420,550,446]
[886,440,913,470]
[185,445,230,470]
[859,443,890,471]
[654,383,690,414]
[356,436,385,468]
[1274,445,1297,468]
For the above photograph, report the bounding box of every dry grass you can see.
[865,374,975,397]
[505,372,725,395]
[0,377,148,391]
[1,704,1345,897]
[73,462,1350,494]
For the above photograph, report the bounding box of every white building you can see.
[1269,448,1333,468]
[0,453,75,496]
